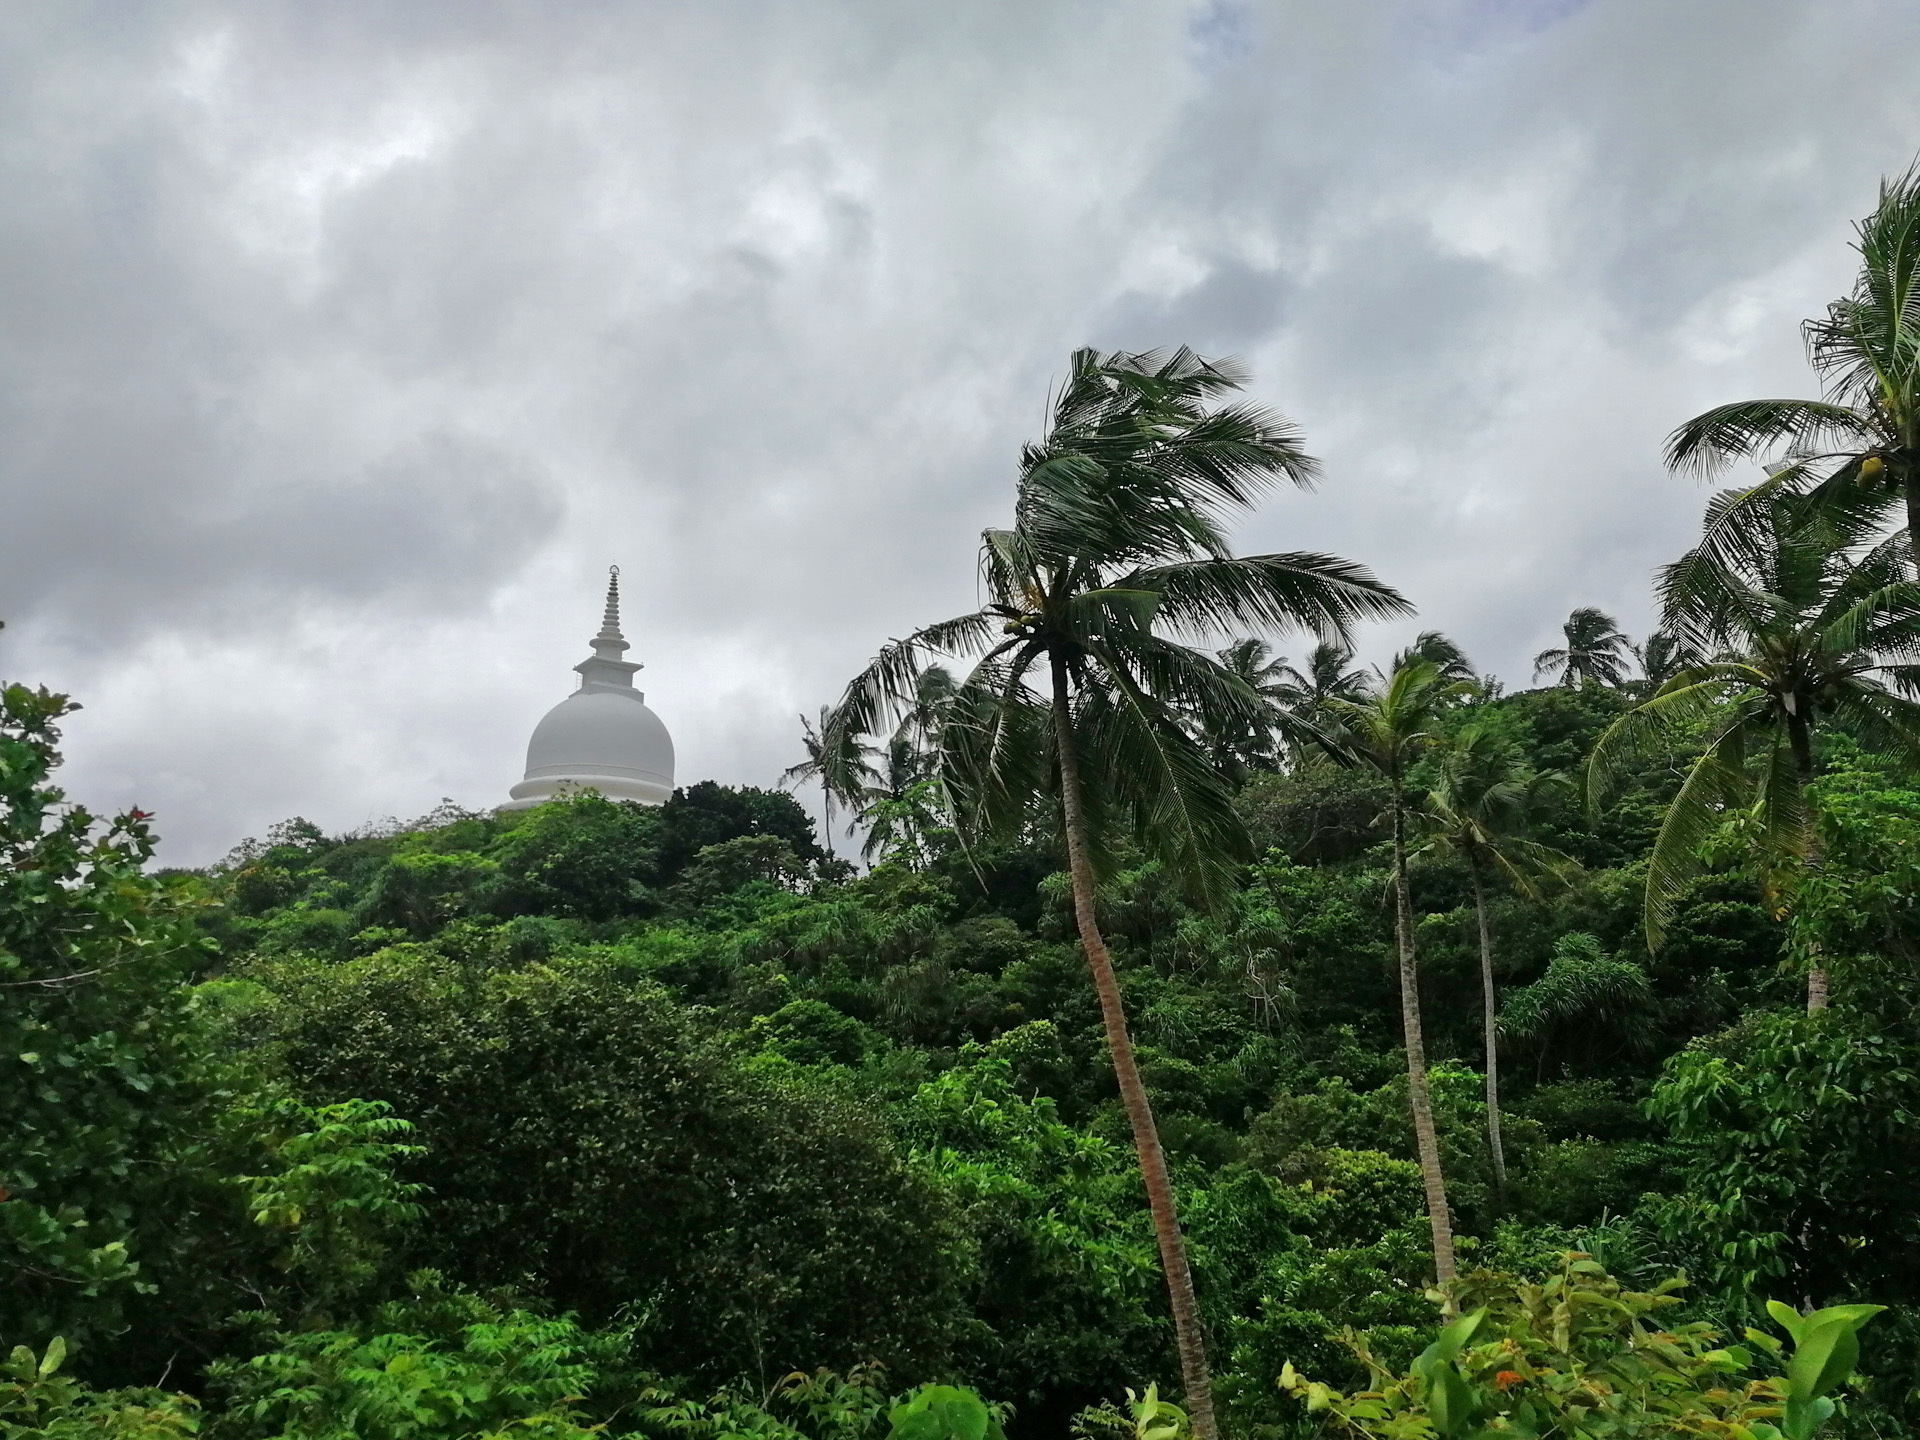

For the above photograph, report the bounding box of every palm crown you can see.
[1421,723,1572,890]
[780,705,878,859]
[1276,639,1372,708]
[1589,487,1920,945]
[1666,163,1920,555]
[1207,637,1294,777]
[829,346,1410,901]
[1533,607,1633,687]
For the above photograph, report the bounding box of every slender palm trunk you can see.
[1793,731,1828,1013]
[1468,860,1507,1212]
[823,791,836,861]
[1804,817,1829,1013]
[1391,776,1456,1284]
[1050,657,1216,1440]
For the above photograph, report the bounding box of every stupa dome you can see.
[503,568,675,809]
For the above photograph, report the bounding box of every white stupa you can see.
[502,568,675,810]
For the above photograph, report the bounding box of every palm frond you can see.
[1644,726,1755,948]
[828,610,1001,751]
[940,651,1051,848]
[1664,398,1879,478]
[1808,161,1920,414]
[1062,587,1163,648]
[1585,675,1742,809]
[1131,552,1411,643]
[1078,651,1251,907]
[1828,685,1920,767]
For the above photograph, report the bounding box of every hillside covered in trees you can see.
[6,168,1920,1440]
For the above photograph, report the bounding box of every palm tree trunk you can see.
[1392,777,1456,1284]
[1804,816,1829,1013]
[1050,659,1217,1440]
[1468,860,1507,1212]
[1793,731,1828,1013]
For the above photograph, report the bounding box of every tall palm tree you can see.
[827,347,1410,1436]
[1666,163,1920,558]
[1532,607,1633,688]
[1588,487,1920,1008]
[780,706,875,860]
[1321,660,1468,1282]
[1419,723,1575,1209]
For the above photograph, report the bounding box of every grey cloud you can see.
[1283,225,1517,434]
[1095,257,1294,354]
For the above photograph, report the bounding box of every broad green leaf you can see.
[1425,1364,1476,1438]
[1783,1393,1836,1440]
[1786,1319,1860,1404]
[1417,1307,1488,1373]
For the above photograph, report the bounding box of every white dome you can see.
[506,690,675,808]
[503,570,675,810]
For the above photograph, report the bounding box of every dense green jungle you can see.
[8,171,1920,1440]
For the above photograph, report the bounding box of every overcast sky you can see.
[3,0,1918,864]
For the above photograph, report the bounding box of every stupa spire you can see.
[575,566,642,691]
[594,566,627,652]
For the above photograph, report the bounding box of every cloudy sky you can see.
[4,0,1918,864]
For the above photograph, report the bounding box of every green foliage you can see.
[888,1385,1007,1440]
[901,1044,1166,1416]
[1646,1011,1920,1321]
[0,683,219,1353]
[237,953,965,1384]
[1279,1257,1881,1440]
[21,265,1920,1438]
[1497,934,1656,1070]
[1072,1384,1194,1440]
[238,1099,427,1326]
[1,1338,199,1438]
[206,1278,619,1440]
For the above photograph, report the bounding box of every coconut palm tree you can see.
[1666,163,1920,557]
[1532,608,1633,688]
[1419,723,1576,1209]
[1321,660,1469,1282]
[780,706,875,860]
[1588,487,1920,1008]
[826,347,1410,1436]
